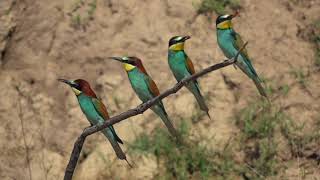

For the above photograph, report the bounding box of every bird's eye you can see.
[221,14,230,19]
[175,36,183,41]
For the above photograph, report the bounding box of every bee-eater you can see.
[215,12,267,98]
[109,56,179,138]
[168,36,211,119]
[58,79,131,166]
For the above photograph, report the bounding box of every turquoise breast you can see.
[217,29,238,59]
[77,94,103,125]
[127,68,153,103]
[168,50,190,81]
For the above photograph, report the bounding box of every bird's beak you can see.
[57,78,74,86]
[182,35,191,41]
[108,57,128,63]
[108,57,134,65]
[231,10,239,19]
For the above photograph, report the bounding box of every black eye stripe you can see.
[169,36,182,47]
[71,83,80,90]
[216,15,232,25]
[169,37,183,47]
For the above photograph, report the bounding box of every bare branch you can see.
[63,42,248,180]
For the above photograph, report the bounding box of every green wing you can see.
[92,98,123,144]
[232,31,258,77]
[233,32,249,59]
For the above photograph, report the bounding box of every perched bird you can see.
[215,12,268,98]
[109,56,179,138]
[58,79,131,166]
[168,36,211,119]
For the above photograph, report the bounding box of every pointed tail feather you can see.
[125,158,134,168]
[187,83,211,120]
[102,129,127,160]
[110,126,123,144]
[162,115,179,138]
[252,78,268,98]
[206,111,212,120]
[152,105,179,138]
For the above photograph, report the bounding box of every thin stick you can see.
[18,100,33,180]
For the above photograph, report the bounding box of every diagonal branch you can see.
[63,42,248,180]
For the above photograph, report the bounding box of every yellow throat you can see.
[72,87,81,95]
[217,20,232,29]
[169,42,185,51]
[124,63,136,71]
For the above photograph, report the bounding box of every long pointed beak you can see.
[108,57,127,63]
[57,78,73,86]
[182,35,191,41]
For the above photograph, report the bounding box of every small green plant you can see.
[71,14,82,28]
[315,49,320,67]
[279,84,290,96]
[69,0,97,29]
[234,100,287,178]
[88,0,97,18]
[235,99,320,178]
[129,121,238,179]
[71,0,84,13]
[253,139,278,176]
[235,100,280,139]
[290,69,307,87]
[241,139,278,179]
[301,19,320,67]
[261,77,290,96]
[196,0,240,15]
[280,117,320,158]
[260,77,276,96]
[296,18,320,67]
[129,94,319,179]
[313,20,320,66]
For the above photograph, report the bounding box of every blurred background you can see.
[0,0,319,179]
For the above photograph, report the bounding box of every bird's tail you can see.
[187,82,211,120]
[252,77,268,99]
[152,105,179,138]
[102,128,127,161]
